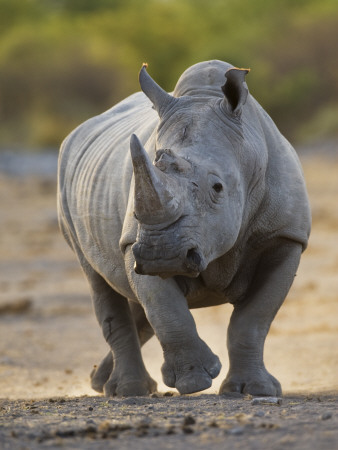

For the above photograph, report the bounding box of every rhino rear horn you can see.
[221,67,250,116]
[130,134,182,225]
[139,64,178,117]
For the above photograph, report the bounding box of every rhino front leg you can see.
[220,240,302,397]
[125,247,221,394]
[90,301,155,393]
[84,266,156,397]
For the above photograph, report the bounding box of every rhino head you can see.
[130,63,259,278]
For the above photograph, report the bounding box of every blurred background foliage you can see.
[0,0,337,150]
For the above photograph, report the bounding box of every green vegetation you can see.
[0,0,337,149]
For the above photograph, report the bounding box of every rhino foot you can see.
[219,367,282,397]
[90,351,157,397]
[161,339,221,395]
[103,370,157,397]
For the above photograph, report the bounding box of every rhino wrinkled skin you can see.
[57,60,311,397]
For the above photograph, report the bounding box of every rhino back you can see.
[58,92,158,286]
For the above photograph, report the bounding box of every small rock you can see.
[251,397,282,406]
[259,422,279,429]
[120,398,137,405]
[85,424,97,434]
[0,298,32,315]
[183,415,196,426]
[182,426,194,434]
[55,429,76,438]
[254,410,265,417]
[208,421,219,428]
[227,426,244,436]
[291,405,303,411]
[136,420,151,430]
[321,412,332,420]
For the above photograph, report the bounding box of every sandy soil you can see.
[0,151,337,449]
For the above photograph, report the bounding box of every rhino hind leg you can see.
[78,261,156,397]
[220,240,302,397]
[90,301,155,394]
[90,351,113,393]
[220,364,282,397]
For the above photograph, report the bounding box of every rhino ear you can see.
[139,63,178,117]
[221,67,250,117]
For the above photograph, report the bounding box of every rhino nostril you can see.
[186,248,201,269]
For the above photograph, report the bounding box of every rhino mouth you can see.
[132,242,206,278]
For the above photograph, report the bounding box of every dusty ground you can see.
[0,150,337,449]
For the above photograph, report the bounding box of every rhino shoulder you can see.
[258,138,311,249]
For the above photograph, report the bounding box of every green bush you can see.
[0,0,337,149]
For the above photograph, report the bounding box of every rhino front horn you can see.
[130,134,182,225]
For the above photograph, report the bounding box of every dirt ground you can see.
[0,149,337,449]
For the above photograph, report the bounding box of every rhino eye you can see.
[212,182,223,193]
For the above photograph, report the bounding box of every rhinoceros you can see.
[57,60,311,397]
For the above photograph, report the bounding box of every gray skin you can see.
[57,60,311,397]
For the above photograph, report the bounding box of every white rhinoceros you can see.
[57,60,311,397]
